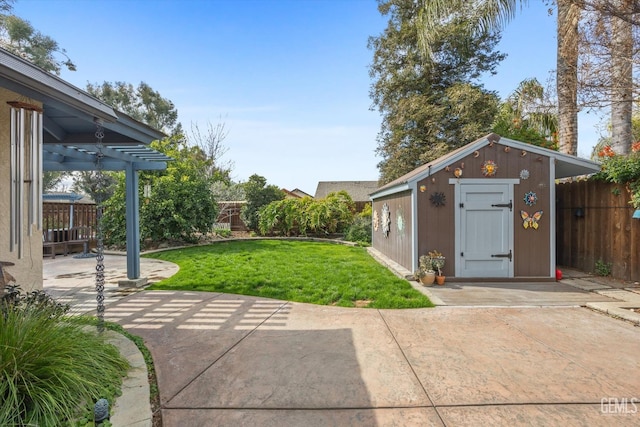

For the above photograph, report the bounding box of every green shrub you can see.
[258,191,356,236]
[344,215,372,244]
[213,228,232,238]
[594,259,612,277]
[0,286,129,426]
[596,149,640,209]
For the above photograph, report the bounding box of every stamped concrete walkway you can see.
[43,254,640,426]
[105,291,639,426]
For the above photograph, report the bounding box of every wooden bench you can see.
[43,229,68,259]
[66,226,92,255]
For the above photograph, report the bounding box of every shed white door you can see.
[459,183,513,277]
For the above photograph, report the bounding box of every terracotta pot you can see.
[436,275,446,285]
[420,271,436,286]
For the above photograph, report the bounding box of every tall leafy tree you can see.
[101,136,218,245]
[43,171,69,192]
[419,0,640,156]
[86,81,181,135]
[0,0,75,74]
[240,174,285,232]
[70,171,117,201]
[417,0,581,155]
[492,78,559,149]
[369,0,503,184]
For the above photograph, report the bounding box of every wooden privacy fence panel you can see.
[556,180,640,281]
[43,202,97,234]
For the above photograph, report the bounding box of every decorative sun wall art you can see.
[524,191,538,206]
[381,203,391,237]
[430,192,446,207]
[520,169,530,180]
[482,160,498,177]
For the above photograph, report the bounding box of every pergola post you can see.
[122,163,147,286]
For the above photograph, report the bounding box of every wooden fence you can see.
[556,180,640,282]
[216,202,248,231]
[43,202,97,232]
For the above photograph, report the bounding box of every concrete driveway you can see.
[104,291,640,426]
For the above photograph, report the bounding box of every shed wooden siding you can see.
[416,142,551,278]
[417,171,455,276]
[372,191,413,271]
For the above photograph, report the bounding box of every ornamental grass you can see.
[0,290,129,426]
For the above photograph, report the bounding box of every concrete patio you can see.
[43,254,640,426]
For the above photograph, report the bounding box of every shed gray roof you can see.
[371,133,601,199]
[314,181,379,202]
[1,49,170,172]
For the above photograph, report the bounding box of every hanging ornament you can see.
[454,168,463,178]
[520,169,530,180]
[482,160,498,177]
[430,192,446,207]
[524,191,538,206]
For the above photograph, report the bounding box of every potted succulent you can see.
[428,250,446,285]
[415,255,436,286]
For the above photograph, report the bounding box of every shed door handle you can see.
[491,250,512,261]
[491,200,512,211]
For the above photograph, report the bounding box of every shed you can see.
[370,134,601,281]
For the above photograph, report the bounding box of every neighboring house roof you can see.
[0,49,171,172]
[282,188,313,199]
[371,133,601,199]
[314,181,379,201]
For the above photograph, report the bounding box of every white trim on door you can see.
[451,178,520,278]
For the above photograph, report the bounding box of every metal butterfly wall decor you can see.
[520,210,543,230]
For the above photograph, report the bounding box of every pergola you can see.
[1,49,170,282]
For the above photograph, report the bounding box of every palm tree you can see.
[610,0,633,155]
[556,0,580,155]
[418,0,580,155]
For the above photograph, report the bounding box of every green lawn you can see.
[145,239,433,309]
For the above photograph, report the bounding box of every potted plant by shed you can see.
[428,250,446,285]
[415,255,436,286]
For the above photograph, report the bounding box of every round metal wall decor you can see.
[430,191,446,207]
[397,210,405,232]
[482,160,498,177]
[372,209,379,231]
[381,203,391,237]
[524,191,538,206]
[520,169,530,180]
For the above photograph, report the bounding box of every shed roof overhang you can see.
[0,49,170,172]
[370,134,602,199]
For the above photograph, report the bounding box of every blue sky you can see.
[14,0,603,194]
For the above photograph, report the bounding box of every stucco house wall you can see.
[0,87,43,291]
